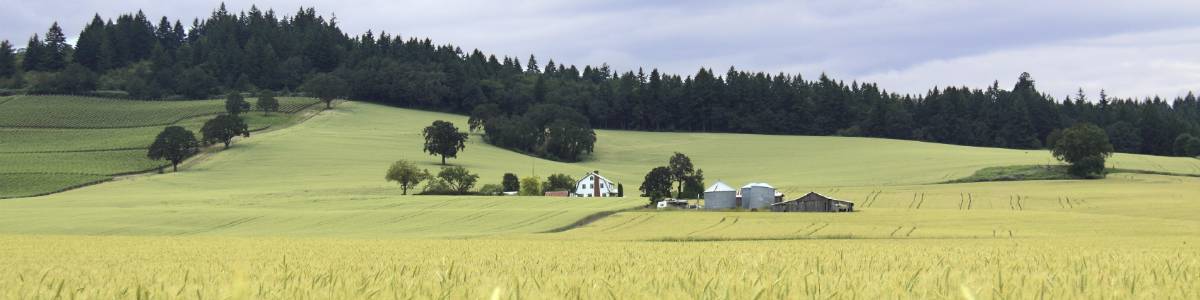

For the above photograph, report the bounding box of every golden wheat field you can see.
[1,235,1197,299]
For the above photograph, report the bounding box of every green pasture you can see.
[0,95,318,128]
[0,95,320,198]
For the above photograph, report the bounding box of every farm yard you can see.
[0,95,321,198]
[0,100,1198,298]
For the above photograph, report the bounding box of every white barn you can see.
[573,171,619,197]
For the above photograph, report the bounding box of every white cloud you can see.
[859,27,1200,99]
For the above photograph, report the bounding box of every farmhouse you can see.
[573,171,619,197]
[771,192,855,212]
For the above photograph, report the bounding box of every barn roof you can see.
[705,181,735,192]
[774,192,855,205]
[803,192,854,203]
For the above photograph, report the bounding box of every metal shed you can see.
[703,181,737,210]
[771,192,855,212]
[740,183,777,210]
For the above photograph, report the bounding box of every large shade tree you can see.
[667,152,695,197]
[200,114,249,148]
[639,166,673,205]
[147,126,198,171]
[1051,123,1114,178]
[422,120,468,165]
[502,173,520,192]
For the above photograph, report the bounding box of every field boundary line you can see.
[0,177,113,200]
[0,98,320,129]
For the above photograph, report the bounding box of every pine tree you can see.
[0,41,14,78]
[525,55,539,74]
[22,35,43,72]
[41,22,69,71]
[75,15,108,71]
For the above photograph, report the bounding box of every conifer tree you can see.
[0,41,14,78]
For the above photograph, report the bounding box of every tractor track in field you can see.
[497,210,571,231]
[540,208,639,233]
[688,217,730,236]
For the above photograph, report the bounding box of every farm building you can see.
[703,181,737,210]
[573,171,619,197]
[771,192,854,212]
[544,191,570,197]
[740,183,777,210]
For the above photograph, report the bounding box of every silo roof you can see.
[741,182,775,189]
[705,181,736,192]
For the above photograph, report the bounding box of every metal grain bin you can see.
[703,181,737,210]
[740,183,776,210]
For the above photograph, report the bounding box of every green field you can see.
[0,95,321,198]
[1,100,1197,298]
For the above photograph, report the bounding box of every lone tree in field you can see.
[437,166,480,194]
[668,152,696,197]
[148,126,198,172]
[301,73,348,109]
[385,160,430,195]
[224,92,250,115]
[256,91,280,114]
[422,120,468,165]
[639,166,673,205]
[502,173,520,192]
[1051,123,1114,178]
[201,115,249,149]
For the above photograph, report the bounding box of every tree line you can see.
[2,5,1199,157]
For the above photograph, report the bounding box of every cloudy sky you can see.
[4,0,1200,99]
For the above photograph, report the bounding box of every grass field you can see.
[0,95,321,198]
[1,100,1197,298]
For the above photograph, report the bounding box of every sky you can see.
[4,0,1200,99]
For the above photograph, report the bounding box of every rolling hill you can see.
[1,98,1198,298]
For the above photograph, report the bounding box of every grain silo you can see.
[703,181,736,209]
[740,183,777,210]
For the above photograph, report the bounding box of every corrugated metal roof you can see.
[705,181,735,192]
[741,182,775,189]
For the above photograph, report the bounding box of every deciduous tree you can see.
[147,126,197,172]
[437,166,479,194]
[301,73,348,109]
[667,152,695,196]
[1051,123,1114,178]
[385,160,429,195]
[502,173,520,192]
[543,173,575,192]
[225,92,250,115]
[519,176,542,196]
[422,120,468,165]
[200,114,249,148]
[639,166,673,205]
[257,90,280,114]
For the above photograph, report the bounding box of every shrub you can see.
[478,184,504,196]
[519,176,542,196]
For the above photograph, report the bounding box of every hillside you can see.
[0,95,321,198]
[1,100,1197,237]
